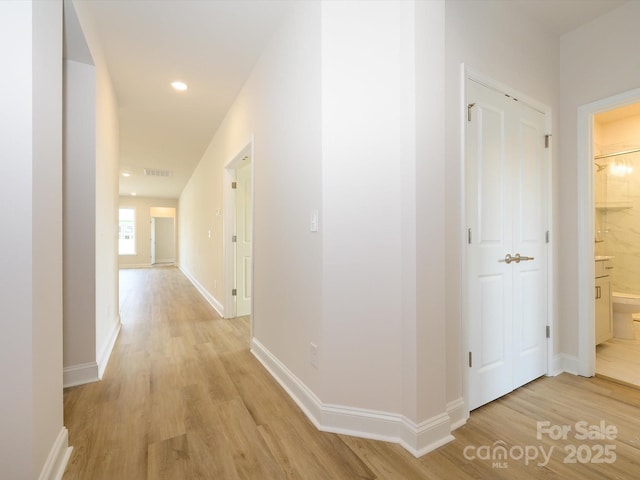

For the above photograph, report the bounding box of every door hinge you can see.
[545,230,550,244]
[467,228,472,244]
[546,325,551,338]
[232,181,237,189]
[468,351,473,368]
[232,288,237,296]
[467,103,476,122]
[545,134,552,149]
[232,235,237,243]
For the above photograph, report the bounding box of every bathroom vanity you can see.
[595,257,613,345]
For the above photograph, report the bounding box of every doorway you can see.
[224,141,254,321]
[464,72,552,411]
[150,216,175,265]
[577,89,640,381]
[579,91,640,385]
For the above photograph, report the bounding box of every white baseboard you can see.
[38,427,72,480]
[552,353,579,376]
[119,263,150,269]
[97,316,121,379]
[63,362,99,388]
[63,316,120,388]
[250,338,455,458]
[447,397,468,430]
[154,258,175,264]
[400,412,455,457]
[179,265,224,317]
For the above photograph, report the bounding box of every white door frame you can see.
[576,87,640,376]
[223,138,254,324]
[461,66,554,412]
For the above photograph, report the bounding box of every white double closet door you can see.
[466,78,549,411]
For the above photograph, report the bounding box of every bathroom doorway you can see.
[577,88,640,385]
[593,102,640,387]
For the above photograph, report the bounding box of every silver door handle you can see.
[500,254,514,264]
[499,253,535,264]
[514,253,534,263]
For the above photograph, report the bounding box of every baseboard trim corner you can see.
[400,413,455,458]
[553,353,579,376]
[250,337,454,458]
[447,397,468,430]
[38,427,72,480]
[97,316,121,379]
[63,362,99,388]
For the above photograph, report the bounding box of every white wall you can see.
[94,44,120,379]
[119,196,178,267]
[321,0,405,412]
[180,0,453,454]
[180,0,323,389]
[321,0,413,414]
[0,1,68,478]
[559,0,640,358]
[63,59,97,375]
[70,0,121,382]
[444,0,560,404]
[414,0,448,425]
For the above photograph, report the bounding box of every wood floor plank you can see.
[192,342,240,404]
[259,414,377,480]
[214,398,287,479]
[339,435,432,480]
[147,434,191,480]
[219,349,302,426]
[63,267,640,479]
[181,383,241,479]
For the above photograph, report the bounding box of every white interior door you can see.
[150,217,156,265]
[235,162,252,317]
[466,78,548,411]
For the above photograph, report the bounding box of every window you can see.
[119,208,136,255]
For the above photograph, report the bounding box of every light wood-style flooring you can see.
[597,321,640,387]
[64,267,640,479]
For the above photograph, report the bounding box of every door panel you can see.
[512,104,547,388]
[479,275,507,367]
[477,106,506,243]
[467,79,548,410]
[467,81,514,410]
[235,162,252,317]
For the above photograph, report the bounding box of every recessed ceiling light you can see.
[122,172,131,177]
[131,192,137,196]
[171,81,188,91]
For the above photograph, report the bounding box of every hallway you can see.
[64,267,427,479]
[63,267,640,479]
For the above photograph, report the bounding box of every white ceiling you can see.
[74,0,291,199]
[72,0,628,200]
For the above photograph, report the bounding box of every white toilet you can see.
[612,292,640,339]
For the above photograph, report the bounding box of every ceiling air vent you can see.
[144,168,173,177]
